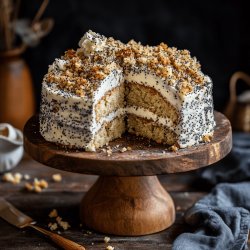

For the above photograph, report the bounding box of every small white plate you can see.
[0,124,24,173]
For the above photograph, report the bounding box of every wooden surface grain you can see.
[24,111,232,176]
[1,157,248,249]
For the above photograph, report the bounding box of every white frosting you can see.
[93,106,175,135]
[93,68,123,105]
[49,59,67,72]
[78,30,106,56]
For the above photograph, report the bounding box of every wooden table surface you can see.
[0,156,249,250]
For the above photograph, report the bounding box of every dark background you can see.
[20,0,250,111]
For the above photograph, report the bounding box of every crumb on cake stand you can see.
[23,111,231,236]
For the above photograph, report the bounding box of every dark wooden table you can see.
[0,156,249,250]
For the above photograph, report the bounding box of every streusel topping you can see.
[44,30,206,97]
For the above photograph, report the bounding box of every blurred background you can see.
[1,0,250,127]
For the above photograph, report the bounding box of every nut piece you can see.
[106,146,112,156]
[39,179,49,189]
[104,236,111,243]
[106,246,114,250]
[202,134,212,142]
[25,178,49,193]
[34,185,42,193]
[49,209,58,218]
[169,145,178,152]
[2,172,23,184]
[48,222,58,231]
[59,221,71,231]
[25,182,33,191]
[24,174,30,180]
[52,174,62,182]
[2,173,15,183]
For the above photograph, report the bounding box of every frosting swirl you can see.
[78,30,106,56]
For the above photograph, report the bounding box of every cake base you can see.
[80,176,175,235]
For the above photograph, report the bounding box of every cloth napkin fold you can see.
[173,133,250,250]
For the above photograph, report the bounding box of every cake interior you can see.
[92,80,179,149]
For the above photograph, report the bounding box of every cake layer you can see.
[126,82,178,123]
[40,114,125,150]
[127,114,177,145]
[95,83,125,122]
[92,116,125,149]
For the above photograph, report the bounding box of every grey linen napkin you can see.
[173,133,250,250]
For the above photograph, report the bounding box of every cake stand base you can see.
[80,176,175,236]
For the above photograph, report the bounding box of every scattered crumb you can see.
[2,173,15,183]
[106,146,112,156]
[120,147,127,153]
[127,146,132,151]
[34,185,42,193]
[106,246,114,250]
[169,145,178,152]
[59,221,71,230]
[39,179,49,189]
[14,173,23,183]
[104,236,111,243]
[34,178,48,190]
[86,230,92,235]
[25,182,33,191]
[24,174,30,180]
[33,178,39,185]
[49,209,58,218]
[176,206,181,211]
[48,210,71,231]
[52,174,62,182]
[25,178,49,193]
[2,172,23,184]
[56,216,70,230]
[56,216,62,223]
[202,134,212,143]
[48,222,58,231]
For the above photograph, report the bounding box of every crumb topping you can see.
[44,30,206,97]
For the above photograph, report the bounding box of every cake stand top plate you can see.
[24,112,232,176]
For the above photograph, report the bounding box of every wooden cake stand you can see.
[23,112,232,236]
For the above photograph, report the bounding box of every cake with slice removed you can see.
[39,30,215,151]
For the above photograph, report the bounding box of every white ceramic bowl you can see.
[0,124,24,173]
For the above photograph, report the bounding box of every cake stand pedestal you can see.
[23,112,232,236]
